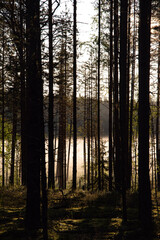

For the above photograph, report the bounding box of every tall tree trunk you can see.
[48,0,55,189]
[138,0,152,230]
[83,72,87,189]
[126,0,130,189]
[40,58,48,240]
[19,0,26,186]
[120,0,128,222]
[26,0,41,232]
[73,0,77,190]
[87,84,91,191]
[109,0,113,191]
[129,0,136,191]
[10,79,18,186]
[156,37,160,191]
[98,0,101,191]
[67,119,72,181]
[90,61,94,191]
[58,47,65,189]
[2,22,5,187]
[113,0,121,191]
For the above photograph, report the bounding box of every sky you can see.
[55,0,96,43]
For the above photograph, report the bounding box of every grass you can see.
[0,187,160,239]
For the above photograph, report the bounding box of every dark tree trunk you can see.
[48,0,55,189]
[138,0,152,230]
[19,0,26,186]
[126,0,130,190]
[10,80,18,186]
[26,0,41,232]
[113,0,121,191]
[58,49,65,189]
[109,0,113,191]
[90,61,94,191]
[120,0,128,222]
[67,119,72,181]
[98,0,101,191]
[73,0,77,190]
[83,72,87,189]
[87,88,91,191]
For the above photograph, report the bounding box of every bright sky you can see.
[55,0,96,43]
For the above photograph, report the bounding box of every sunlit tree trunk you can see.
[2,22,5,187]
[83,71,87,189]
[129,0,136,191]
[157,37,160,191]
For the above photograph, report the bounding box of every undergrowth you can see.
[0,187,159,240]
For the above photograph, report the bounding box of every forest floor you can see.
[0,187,160,240]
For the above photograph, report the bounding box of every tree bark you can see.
[138,0,152,230]
[120,0,128,222]
[109,0,113,191]
[98,0,101,191]
[73,0,77,190]
[26,0,41,232]
[48,0,55,189]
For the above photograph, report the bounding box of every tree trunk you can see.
[73,0,77,190]
[138,0,152,230]
[48,0,55,189]
[156,37,160,191]
[26,0,41,232]
[129,0,136,192]
[10,79,18,186]
[98,0,101,191]
[109,0,113,191]
[19,0,26,186]
[113,0,121,191]
[120,0,128,222]
[2,22,5,187]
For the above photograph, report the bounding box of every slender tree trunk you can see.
[73,0,77,190]
[98,0,101,191]
[2,23,5,187]
[126,0,130,189]
[87,85,91,191]
[90,61,94,191]
[84,73,87,189]
[120,0,128,222]
[109,0,113,191]
[58,49,65,189]
[138,0,152,230]
[40,66,48,240]
[19,0,26,186]
[67,119,72,181]
[113,0,121,191]
[10,80,18,186]
[48,0,55,189]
